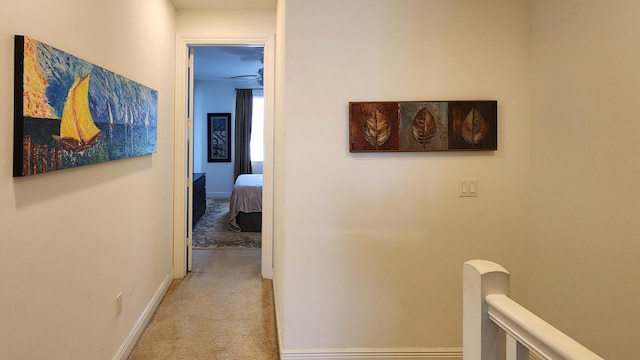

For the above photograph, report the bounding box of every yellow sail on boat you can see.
[53,73,102,151]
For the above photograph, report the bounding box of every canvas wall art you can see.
[13,35,158,177]
[349,100,497,152]
[207,113,231,162]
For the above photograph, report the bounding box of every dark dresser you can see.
[193,173,206,226]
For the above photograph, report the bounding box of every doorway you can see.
[173,35,275,279]
[192,45,264,200]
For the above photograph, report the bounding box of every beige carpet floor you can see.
[127,249,279,360]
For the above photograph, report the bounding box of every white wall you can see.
[193,79,264,198]
[167,3,635,359]
[176,9,276,35]
[279,0,531,355]
[193,79,236,197]
[0,1,175,359]
[528,1,640,358]
[274,0,287,352]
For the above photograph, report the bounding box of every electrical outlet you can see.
[116,292,123,315]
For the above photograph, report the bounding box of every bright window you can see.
[250,96,264,161]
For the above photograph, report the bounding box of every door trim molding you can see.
[173,33,275,279]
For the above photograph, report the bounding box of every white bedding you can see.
[228,174,263,232]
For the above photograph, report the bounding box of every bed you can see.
[228,174,263,232]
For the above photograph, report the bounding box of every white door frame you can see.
[173,34,275,279]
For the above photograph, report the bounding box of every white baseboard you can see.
[280,347,462,359]
[208,192,231,198]
[112,272,173,360]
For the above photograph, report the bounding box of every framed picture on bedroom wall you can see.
[207,112,231,162]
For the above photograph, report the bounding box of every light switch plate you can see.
[459,178,478,197]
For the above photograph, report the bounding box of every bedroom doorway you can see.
[173,35,275,279]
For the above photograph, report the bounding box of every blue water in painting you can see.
[24,117,157,172]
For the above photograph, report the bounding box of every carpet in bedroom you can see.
[192,198,261,248]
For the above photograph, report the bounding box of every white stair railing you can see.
[463,260,604,360]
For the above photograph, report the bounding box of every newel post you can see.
[463,260,510,360]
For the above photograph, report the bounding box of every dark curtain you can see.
[234,89,253,180]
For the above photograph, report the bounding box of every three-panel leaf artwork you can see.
[349,101,497,152]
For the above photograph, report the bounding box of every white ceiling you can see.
[170,0,276,10]
[192,46,264,87]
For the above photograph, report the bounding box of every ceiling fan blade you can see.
[229,74,259,79]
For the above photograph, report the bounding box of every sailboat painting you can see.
[13,35,158,177]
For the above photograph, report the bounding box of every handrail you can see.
[486,294,603,360]
[463,260,604,360]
